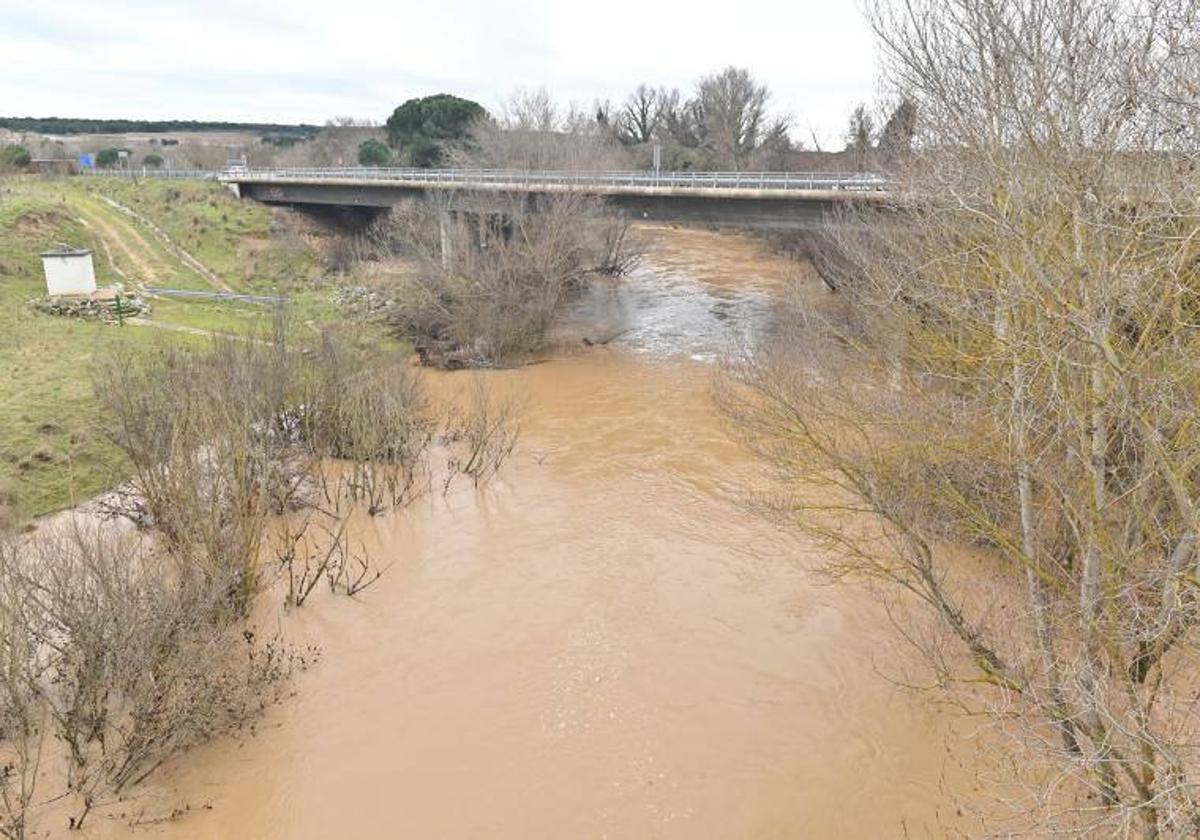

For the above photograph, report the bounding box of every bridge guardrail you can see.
[80,169,219,180]
[227,167,889,192]
[84,167,888,192]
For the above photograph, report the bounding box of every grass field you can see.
[0,192,183,518]
[0,175,364,520]
[94,177,322,293]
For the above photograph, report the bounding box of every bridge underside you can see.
[236,182,848,230]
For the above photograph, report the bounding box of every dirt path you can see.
[75,218,130,282]
[74,203,169,286]
[95,195,235,293]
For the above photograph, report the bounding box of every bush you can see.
[300,330,434,514]
[0,145,30,170]
[96,327,442,541]
[378,191,638,366]
[0,326,517,835]
[356,139,391,166]
[96,336,300,603]
[142,153,164,169]
[0,524,303,833]
[94,148,128,169]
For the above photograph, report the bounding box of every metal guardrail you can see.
[225,167,889,192]
[80,168,219,180]
[85,166,888,192]
[144,287,288,305]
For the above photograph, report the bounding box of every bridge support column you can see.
[439,210,453,269]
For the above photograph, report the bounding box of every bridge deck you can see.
[220,167,887,200]
[83,167,891,228]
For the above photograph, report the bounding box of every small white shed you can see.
[40,245,97,297]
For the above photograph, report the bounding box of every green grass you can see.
[0,195,117,285]
[146,297,279,334]
[73,191,216,291]
[89,178,322,294]
[0,192,198,518]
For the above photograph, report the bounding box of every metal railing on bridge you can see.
[85,166,888,192]
[80,168,219,180]
[226,167,888,192]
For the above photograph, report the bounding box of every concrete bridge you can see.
[216,167,889,229]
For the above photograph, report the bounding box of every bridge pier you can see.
[439,210,453,269]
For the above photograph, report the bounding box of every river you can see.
[120,226,971,838]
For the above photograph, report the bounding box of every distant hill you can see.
[0,117,321,137]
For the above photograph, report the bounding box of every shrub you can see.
[0,524,304,833]
[378,191,640,366]
[356,139,391,167]
[94,148,128,169]
[0,145,30,171]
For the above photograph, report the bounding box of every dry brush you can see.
[722,0,1200,835]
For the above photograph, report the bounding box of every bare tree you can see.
[723,0,1200,835]
[618,84,665,145]
[644,69,787,170]
[592,99,614,134]
[97,336,300,607]
[657,88,696,145]
[560,100,608,137]
[501,86,559,133]
[376,190,639,366]
[695,66,770,170]
[749,115,795,170]
[0,545,46,840]
[461,87,632,171]
[655,87,705,168]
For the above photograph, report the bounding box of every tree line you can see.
[0,117,319,136]
[363,66,914,171]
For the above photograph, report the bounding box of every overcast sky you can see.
[2,0,879,148]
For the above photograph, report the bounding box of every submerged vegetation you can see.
[0,325,517,836]
[366,190,641,367]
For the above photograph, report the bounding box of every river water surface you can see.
[128,227,970,838]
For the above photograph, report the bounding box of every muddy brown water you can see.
[107,227,974,838]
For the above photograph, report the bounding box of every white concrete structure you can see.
[40,246,96,296]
